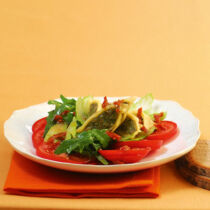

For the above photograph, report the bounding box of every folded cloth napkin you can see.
[4,152,160,198]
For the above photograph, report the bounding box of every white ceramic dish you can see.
[4,97,200,173]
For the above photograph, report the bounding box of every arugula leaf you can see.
[66,138,93,154]
[54,138,92,155]
[60,95,76,106]
[54,129,112,165]
[54,139,73,154]
[62,112,74,125]
[96,154,109,165]
[43,110,57,137]
[48,100,62,108]
[91,129,111,148]
[43,95,76,137]
[77,130,93,139]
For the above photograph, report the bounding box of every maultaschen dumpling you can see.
[77,105,122,132]
[115,113,140,138]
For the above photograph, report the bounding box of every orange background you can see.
[0,0,210,209]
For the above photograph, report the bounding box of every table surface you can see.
[0,0,210,209]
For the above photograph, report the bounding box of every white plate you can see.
[4,97,200,173]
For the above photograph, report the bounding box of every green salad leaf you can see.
[76,96,95,124]
[95,154,109,165]
[54,129,111,164]
[130,93,154,112]
[65,116,77,140]
[43,95,76,137]
[62,112,74,125]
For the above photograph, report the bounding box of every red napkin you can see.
[4,152,160,198]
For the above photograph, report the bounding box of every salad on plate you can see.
[32,94,178,165]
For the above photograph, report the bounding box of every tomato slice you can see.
[114,139,163,150]
[32,117,47,133]
[35,132,93,164]
[36,142,92,164]
[147,121,177,140]
[32,118,94,164]
[99,147,151,163]
[32,128,45,148]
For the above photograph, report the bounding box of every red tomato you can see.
[114,139,163,150]
[35,131,93,164]
[32,117,47,133]
[113,99,124,113]
[32,118,94,164]
[147,121,177,140]
[99,147,151,163]
[54,115,63,123]
[102,96,109,108]
[137,107,143,124]
[106,131,121,141]
[154,112,164,123]
[32,128,45,148]
[36,142,92,164]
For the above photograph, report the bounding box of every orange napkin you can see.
[4,152,160,198]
